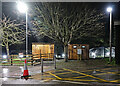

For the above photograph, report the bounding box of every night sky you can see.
[2,2,119,54]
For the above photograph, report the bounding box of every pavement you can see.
[1,59,120,86]
[1,61,55,85]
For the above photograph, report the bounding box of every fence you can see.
[1,53,54,66]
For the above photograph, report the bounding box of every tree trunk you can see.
[6,46,10,62]
[64,44,68,62]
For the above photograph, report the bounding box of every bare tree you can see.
[32,3,105,62]
[0,15,25,62]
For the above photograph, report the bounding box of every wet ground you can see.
[1,59,120,86]
[31,66,120,86]
[1,63,55,85]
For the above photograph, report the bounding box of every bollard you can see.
[11,56,13,66]
[54,56,56,69]
[31,55,33,66]
[41,58,43,74]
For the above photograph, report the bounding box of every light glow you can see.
[3,68,8,74]
[55,55,57,57]
[107,7,112,12]
[62,54,65,57]
[19,55,24,58]
[106,52,110,56]
[3,55,7,59]
[17,1,28,13]
[3,77,8,81]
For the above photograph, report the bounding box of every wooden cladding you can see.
[32,43,54,59]
[68,44,89,60]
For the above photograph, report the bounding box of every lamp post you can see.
[17,1,28,56]
[107,7,112,62]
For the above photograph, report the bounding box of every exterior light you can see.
[17,1,28,56]
[73,46,77,49]
[82,46,86,49]
[107,7,112,12]
[107,7,113,62]
[17,1,28,13]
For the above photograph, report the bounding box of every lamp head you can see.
[17,1,28,13]
[107,7,112,12]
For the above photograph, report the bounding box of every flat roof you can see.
[32,43,54,45]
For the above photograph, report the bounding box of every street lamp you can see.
[17,1,28,56]
[107,7,112,62]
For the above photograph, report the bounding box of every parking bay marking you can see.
[47,68,120,83]
[48,71,98,82]
[94,69,117,75]
[63,78,98,82]
[48,72,62,80]
[95,72,116,76]
[110,80,120,83]
[63,68,110,82]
